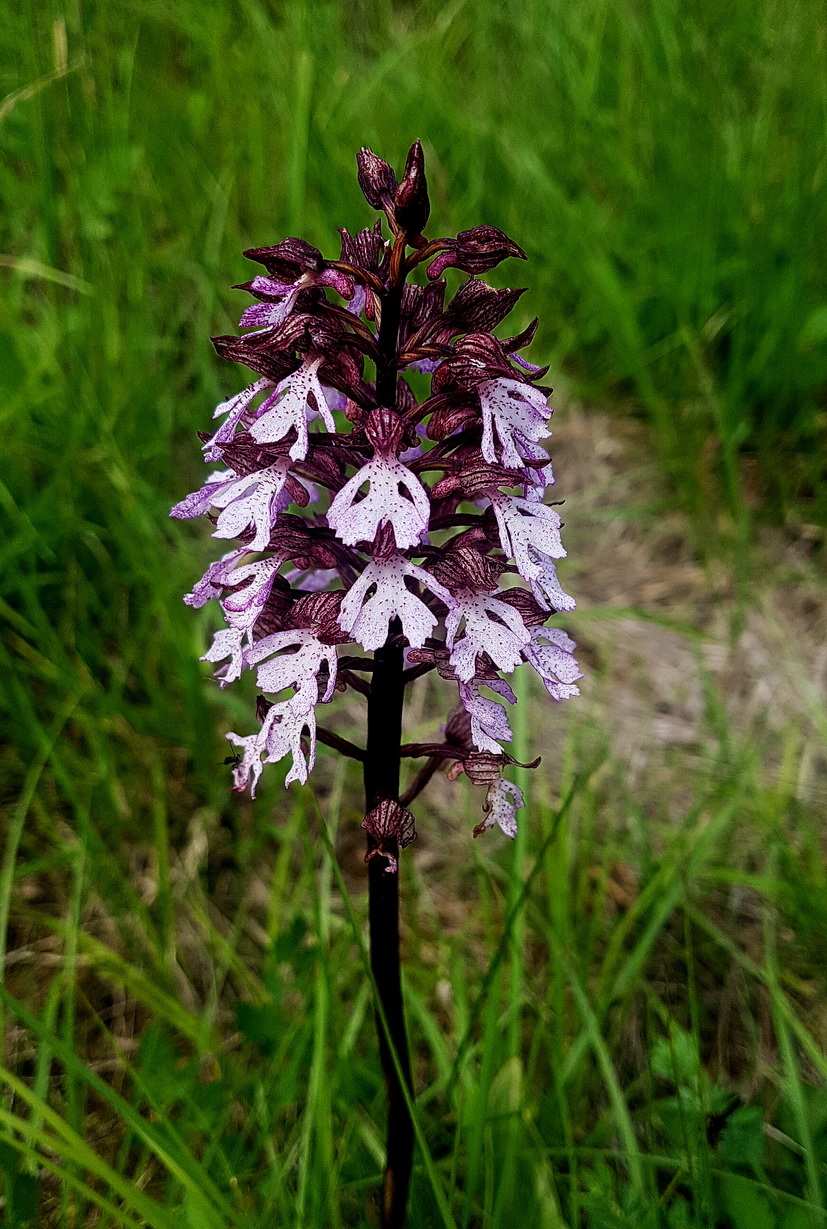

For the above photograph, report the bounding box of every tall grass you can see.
[2,0,827,1224]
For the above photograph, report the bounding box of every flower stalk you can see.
[171,139,582,1227]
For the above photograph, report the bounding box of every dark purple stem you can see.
[364,230,415,1229]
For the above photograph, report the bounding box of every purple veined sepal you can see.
[362,798,417,875]
[338,552,455,652]
[248,356,335,460]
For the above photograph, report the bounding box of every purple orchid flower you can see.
[172,140,580,842]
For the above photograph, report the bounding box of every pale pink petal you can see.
[225,731,265,796]
[338,555,453,651]
[246,629,338,704]
[239,285,301,331]
[212,461,291,551]
[201,626,246,686]
[183,549,248,608]
[528,553,576,612]
[202,379,271,460]
[457,678,516,753]
[491,494,565,581]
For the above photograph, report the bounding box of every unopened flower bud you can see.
[357,147,398,211]
[394,140,430,235]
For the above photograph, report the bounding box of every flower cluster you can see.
[172,141,581,851]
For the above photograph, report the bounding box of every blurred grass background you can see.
[1,0,827,1224]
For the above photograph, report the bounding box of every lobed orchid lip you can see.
[171,140,579,827]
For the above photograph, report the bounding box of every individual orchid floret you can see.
[527,552,576,613]
[259,695,318,787]
[445,591,531,682]
[183,548,248,609]
[249,357,335,460]
[327,410,430,549]
[245,628,338,706]
[200,556,285,685]
[201,378,272,461]
[457,677,516,754]
[523,626,583,701]
[338,553,454,652]
[225,731,265,796]
[172,461,292,552]
[473,778,525,839]
[239,237,355,329]
[491,493,565,581]
[479,377,553,469]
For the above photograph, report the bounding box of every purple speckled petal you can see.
[202,379,271,461]
[338,555,453,651]
[211,460,291,551]
[246,628,338,705]
[457,677,516,753]
[183,549,248,608]
[479,377,552,468]
[225,731,265,796]
[523,626,582,701]
[528,553,576,612]
[327,453,430,550]
[260,698,317,786]
[445,591,531,682]
[239,290,300,330]
[317,267,355,300]
[475,778,524,839]
[201,626,246,686]
[250,358,334,460]
[491,494,565,581]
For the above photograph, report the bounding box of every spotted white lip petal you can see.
[446,592,531,682]
[211,461,291,551]
[479,377,551,468]
[249,358,334,460]
[260,695,318,787]
[523,626,582,701]
[183,549,248,609]
[491,493,565,581]
[201,379,271,460]
[457,677,516,754]
[246,629,338,705]
[225,731,265,796]
[527,551,576,612]
[476,778,524,839]
[337,554,453,652]
[327,452,430,549]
